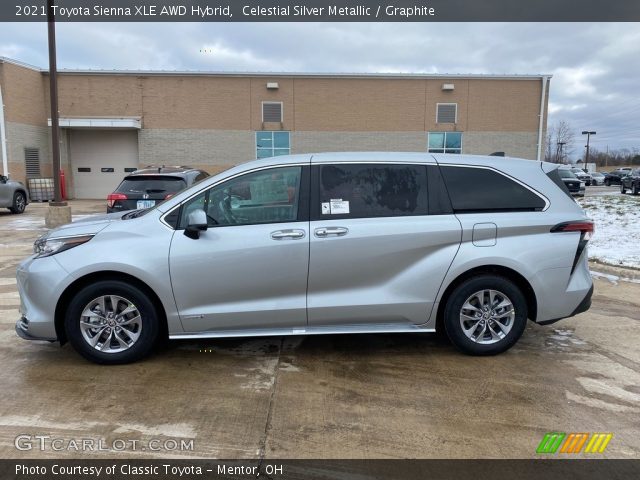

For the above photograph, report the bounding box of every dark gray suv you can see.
[0,174,29,214]
[106,166,209,213]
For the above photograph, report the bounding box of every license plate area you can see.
[137,200,155,209]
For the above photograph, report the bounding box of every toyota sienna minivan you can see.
[16,153,594,364]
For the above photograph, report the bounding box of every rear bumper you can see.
[531,247,593,324]
[537,283,593,326]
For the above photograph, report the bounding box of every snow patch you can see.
[578,193,640,269]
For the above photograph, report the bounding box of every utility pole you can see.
[47,0,62,204]
[45,0,71,227]
[557,141,566,164]
[582,131,596,166]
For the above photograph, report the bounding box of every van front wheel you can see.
[65,280,159,364]
[443,275,528,355]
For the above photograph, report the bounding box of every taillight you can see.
[107,193,127,208]
[551,221,595,241]
[164,193,174,200]
[551,220,595,273]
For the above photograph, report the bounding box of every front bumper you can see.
[15,255,71,341]
[15,318,56,341]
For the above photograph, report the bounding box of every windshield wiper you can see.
[122,209,146,219]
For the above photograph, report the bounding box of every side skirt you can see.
[170,323,435,340]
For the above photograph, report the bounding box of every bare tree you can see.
[554,120,575,163]
[544,120,575,163]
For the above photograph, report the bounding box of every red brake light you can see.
[551,221,594,241]
[164,193,174,200]
[107,193,127,208]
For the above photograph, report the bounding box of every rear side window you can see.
[316,164,428,219]
[440,166,546,213]
[117,176,187,195]
[547,169,573,199]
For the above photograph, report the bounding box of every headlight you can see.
[33,235,94,258]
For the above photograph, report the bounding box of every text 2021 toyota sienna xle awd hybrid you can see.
[15,153,594,364]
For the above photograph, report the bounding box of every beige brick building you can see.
[0,56,550,199]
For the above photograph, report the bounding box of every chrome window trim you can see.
[159,162,308,229]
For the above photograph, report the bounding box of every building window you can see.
[436,103,457,123]
[256,131,290,159]
[262,102,283,123]
[24,148,41,178]
[428,132,462,154]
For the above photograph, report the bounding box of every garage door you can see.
[70,130,139,199]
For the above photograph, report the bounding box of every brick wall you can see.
[138,129,255,167]
[2,58,550,187]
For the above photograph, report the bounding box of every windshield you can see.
[557,169,577,179]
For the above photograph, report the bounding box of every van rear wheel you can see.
[443,275,528,355]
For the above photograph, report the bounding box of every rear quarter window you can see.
[440,166,546,213]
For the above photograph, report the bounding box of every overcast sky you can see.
[1,22,638,156]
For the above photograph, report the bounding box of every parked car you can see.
[570,168,592,186]
[603,168,632,186]
[0,174,29,214]
[106,166,209,213]
[16,153,594,364]
[557,168,585,197]
[589,172,606,186]
[620,168,640,195]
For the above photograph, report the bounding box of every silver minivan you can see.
[16,153,594,364]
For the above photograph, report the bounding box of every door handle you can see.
[270,229,306,240]
[314,226,349,238]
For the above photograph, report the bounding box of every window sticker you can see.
[321,202,331,215]
[329,199,350,214]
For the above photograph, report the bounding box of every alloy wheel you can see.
[15,193,25,212]
[459,289,515,344]
[79,295,142,353]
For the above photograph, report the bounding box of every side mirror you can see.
[184,209,208,239]
[0,175,6,184]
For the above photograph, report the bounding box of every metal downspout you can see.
[536,76,549,162]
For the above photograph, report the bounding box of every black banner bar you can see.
[3,0,640,22]
[3,459,640,480]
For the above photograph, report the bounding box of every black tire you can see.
[621,183,627,194]
[9,191,26,214]
[604,179,610,186]
[65,280,159,364]
[443,275,528,356]
[633,184,639,196]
